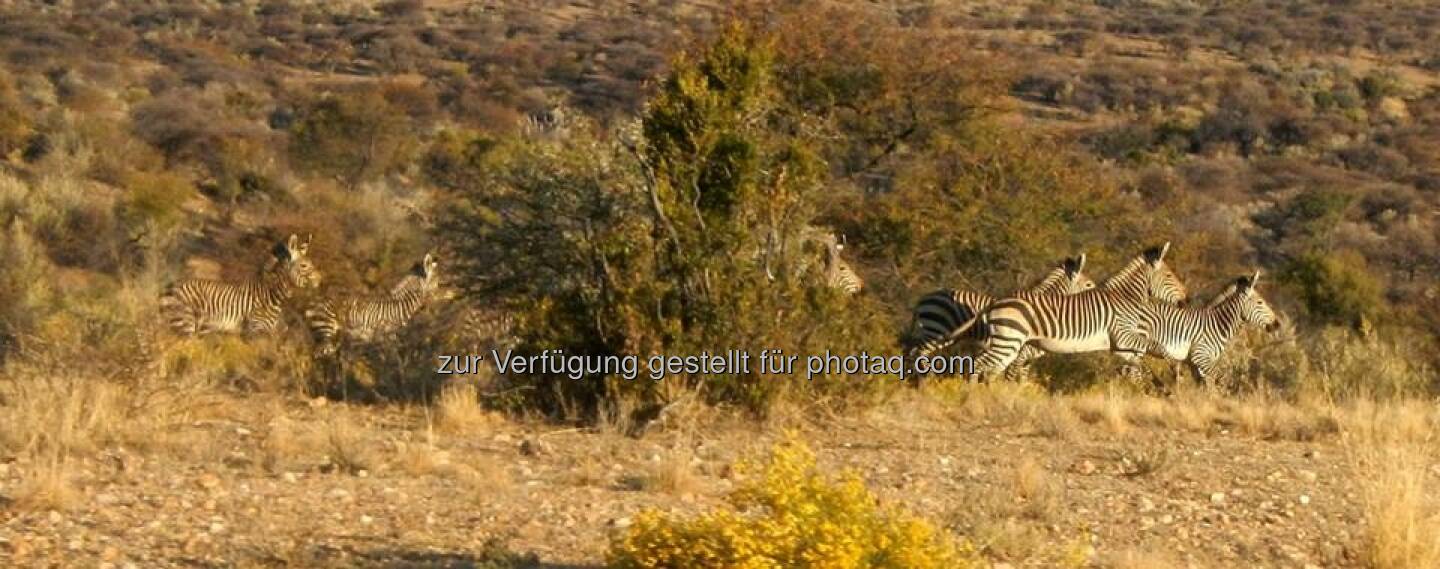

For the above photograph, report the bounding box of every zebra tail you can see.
[938,312,984,347]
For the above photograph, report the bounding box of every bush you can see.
[1280,251,1385,328]
[607,436,978,569]
[289,87,417,187]
[440,25,895,415]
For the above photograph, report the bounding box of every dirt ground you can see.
[0,386,1393,568]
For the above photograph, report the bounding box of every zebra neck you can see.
[1101,258,1149,299]
[1204,296,1245,343]
[257,269,294,306]
[1029,269,1068,295]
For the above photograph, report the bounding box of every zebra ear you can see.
[1236,274,1255,294]
[273,237,295,262]
[424,252,437,276]
[1251,269,1261,286]
[1063,254,1083,277]
[1142,243,1168,266]
[299,233,312,254]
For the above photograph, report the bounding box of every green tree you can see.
[1281,251,1385,328]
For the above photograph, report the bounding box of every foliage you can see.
[440,24,894,414]
[289,88,416,187]
[607,436,978,569]
[1280,251,1385,328]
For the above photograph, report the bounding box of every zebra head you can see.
[1236,270,1280,332]
[1141,242,1188,305]
[271,233,321,289]
[412,252,447,297]
[1062,252,1097,293]
[1101,242,1187,304]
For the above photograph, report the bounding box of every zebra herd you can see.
[159,234,1278,385]
[902,243,1281,384]
[160,234,508,356]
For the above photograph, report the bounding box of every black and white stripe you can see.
[956,243,1190,379]
[160,234,321,336]
[306,253,443,354]
[904,254,1095,362]
[823,236,864,295]
[1143,271,1279,383]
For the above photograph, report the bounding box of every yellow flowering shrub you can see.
[608,436,980,569]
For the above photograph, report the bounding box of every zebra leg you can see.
[971,343,1021,383]
[1005,346,1043,382]
[1111,329,1152,384]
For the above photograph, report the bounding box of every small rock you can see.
[1210,492,1227,505]
[360,515,374,525]
[1299,494,1311,505]
[308,396,328,408]
[938,456,952,467]
[520,439,551,456]
[48,511,63,524]
[1074,460,1097,475]
[235,427,252,437]
[610,517,633,529]
[282,472,299,483]
[197,473,222,490]
[356,469,369,478]
[208,522,225,534]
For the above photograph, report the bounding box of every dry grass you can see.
[433,383,499,435]
[1010,456,1063,521]
[1072,388,1130,434]
[1099,547,1182,568]
[1351,440,1440,569]
[1028,398,1081,440]
[10,455,83,512]
[322,411,377,474]
[648,446,702,495]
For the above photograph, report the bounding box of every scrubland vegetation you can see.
[1,0,1439,567]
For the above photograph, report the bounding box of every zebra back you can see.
[903,253,1094,358]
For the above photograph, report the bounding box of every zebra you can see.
[1141,270,1279,384]
[305,252,445,355]
[817,231,863,294]
[951,243,1190,380]
[903,254,1095,380]
[160,234,321,336]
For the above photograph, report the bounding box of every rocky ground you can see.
[0,387,1383,568]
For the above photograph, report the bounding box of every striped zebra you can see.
[160,234,321,336]
[305,253,445,355]
[903,254,1095,380]
[953,243,1189,380]
[1142,271,1279,384]
[905,254,1095,356]
[819,231,863,294]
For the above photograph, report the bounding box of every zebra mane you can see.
[1204,282,1244,309]
[1099,255,1150,291]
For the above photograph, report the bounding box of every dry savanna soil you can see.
[1,381,1412,569]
